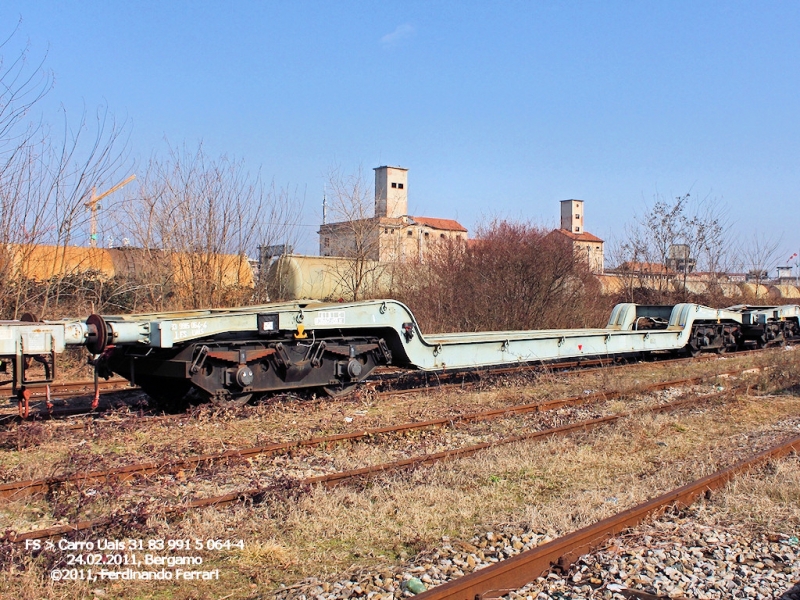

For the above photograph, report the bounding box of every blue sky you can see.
[2,1,799,263]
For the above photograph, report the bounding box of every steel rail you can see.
[0,380,140,428]
[372,351,732,397]
[0,358,617,427]
[0,358,619,425]
[0,377,135,396]
[0,368,742,501]
[0,356,669,444]
[0,348,761,431]
[1,386,734,543]
[412,434,800,600]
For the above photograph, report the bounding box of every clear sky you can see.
[2,1,798,263]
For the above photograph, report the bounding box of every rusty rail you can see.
[374,351,730,397]
[0,370,738,501]
[0,377,135,398]
[413,434,800,600]
[0,348,758,430]
[0,379,139,428]
[1,385,732,543]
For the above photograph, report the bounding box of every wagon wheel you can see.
[136,376,193,413]
[323,383,359,398]
[209,393,253,407]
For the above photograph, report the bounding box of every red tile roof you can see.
[410,216,468,232]
[552,228,604,243]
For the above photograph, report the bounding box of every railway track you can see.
[0,353,765,455]
[0,368,755,543]
[0,349,747,434]
[0,358,617,427]
[0,364,755,502]
[410,433,800,600]
[0,378,141,428]
[0,355,796,600]
[0,377,136,399]
[3,352,797,600]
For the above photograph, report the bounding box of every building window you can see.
[384,228,389,234]
[575,227,580,233]
[407,230,413,236]
[575,213,580,219]
[424,231,429,237]
[391,182,397,188]
[324,237,330,246]
[440,234,445,238]
[398,183,404,189]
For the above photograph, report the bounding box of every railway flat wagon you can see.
[2,301,798,410]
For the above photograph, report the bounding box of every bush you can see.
[390,219,613,333]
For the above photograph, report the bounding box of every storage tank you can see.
[715,282,743,299]
[739,283,770,300]
[266,254,392,300]
[769,284,800,300]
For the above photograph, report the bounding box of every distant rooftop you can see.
[410,216,468,232]
[552,229,604,243]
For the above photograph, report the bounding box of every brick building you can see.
[319,166,467,263]
[550,199,604,273]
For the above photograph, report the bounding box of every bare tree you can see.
[0,21,51,159]
[0,26,130,318]
[319,166,385,301]
[0,27,301,317]
[612,191,732,302]
[113,142,302,310]
[737,232,783,296]
[0,24,53,317]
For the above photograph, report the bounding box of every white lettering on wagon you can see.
[169,321,209,340]
[313,311,345,326]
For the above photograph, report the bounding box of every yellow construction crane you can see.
[85,174,136,248]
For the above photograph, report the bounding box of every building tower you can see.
[374,166,408,218]
[560,199,584,234]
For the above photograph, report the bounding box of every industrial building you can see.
[318,166,468,263]
[550,199,605,273]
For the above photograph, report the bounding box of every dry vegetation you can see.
[0,349,797,599]
[388,220,609,332]
[0,31,300,321]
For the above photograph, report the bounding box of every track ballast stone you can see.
[275,516,800,599]
[507,518,800,600]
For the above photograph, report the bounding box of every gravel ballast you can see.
[276,514,800,599]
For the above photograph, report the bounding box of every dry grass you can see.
[0,350,778,481]
[694,454,800,533]
[0,348,797,599]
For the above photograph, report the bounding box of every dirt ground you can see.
[1,348,797,599]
